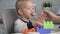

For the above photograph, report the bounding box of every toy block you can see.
[23,28,36,34]
[43,21,54,29]
[36,26,51,34]
[23,29,28,34]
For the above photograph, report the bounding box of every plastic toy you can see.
[36,21,54,34]
[23,28,36,34]
[43,21,54,29]
[36,26,51,34]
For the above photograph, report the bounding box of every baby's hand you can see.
[32,16,44,27]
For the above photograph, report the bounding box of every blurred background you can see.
[0,0,60,19]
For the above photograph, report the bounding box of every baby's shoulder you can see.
[15,19,21,22]
[15,19,22,24]
[15,19,26,25]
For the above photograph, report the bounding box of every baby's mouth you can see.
[30,13,36,16]
[30,13,34,16]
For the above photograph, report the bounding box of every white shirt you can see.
[14,19,28,33]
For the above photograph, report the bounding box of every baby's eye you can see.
[32,6,36,9]
[26,7,35,10]
[27,8,31,10]
[32,7,35,9]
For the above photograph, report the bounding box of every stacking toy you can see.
[36,21,54,34]
[43,21,54,29]
[23,28,36,34]
[36,26,51,34]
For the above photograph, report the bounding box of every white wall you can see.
[0,0,60,19]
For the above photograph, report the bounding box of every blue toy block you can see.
[36,26,51,34]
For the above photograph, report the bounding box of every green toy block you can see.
[49,21,54,29]
[43,21,54,29]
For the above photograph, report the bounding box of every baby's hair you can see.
[15,0,32,15]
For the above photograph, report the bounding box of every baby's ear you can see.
[18,9,23,15]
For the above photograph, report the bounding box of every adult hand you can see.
[40,10,59,23]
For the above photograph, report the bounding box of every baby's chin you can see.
[28,16,33,19]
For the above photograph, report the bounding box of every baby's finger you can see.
[37,22,43,26]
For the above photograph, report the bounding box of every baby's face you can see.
[22,1,36,19]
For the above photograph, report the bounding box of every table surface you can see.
[12,32,60,34]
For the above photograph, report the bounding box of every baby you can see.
[14,0,43,33]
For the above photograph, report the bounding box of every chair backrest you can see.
[2,9,18,34]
